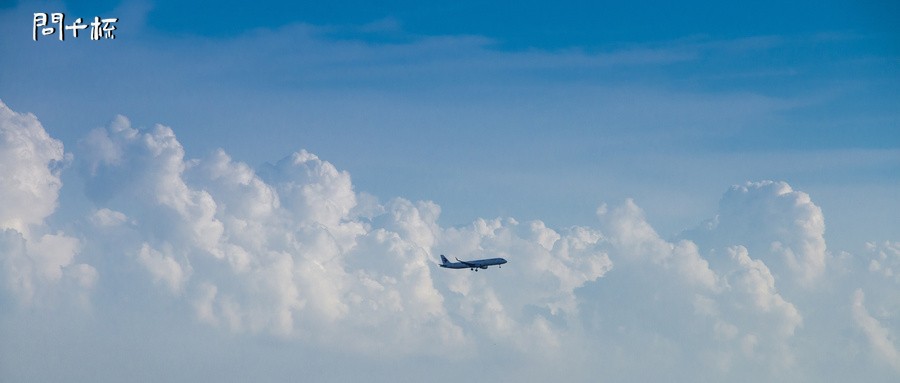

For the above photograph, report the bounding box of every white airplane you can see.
[439,255,507,271]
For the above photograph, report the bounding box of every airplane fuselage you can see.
[439,255,507,271]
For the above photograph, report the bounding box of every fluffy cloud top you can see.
[0,100,66,233]
[683,180,828,288]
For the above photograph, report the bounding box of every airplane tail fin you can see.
[440,255,449,265]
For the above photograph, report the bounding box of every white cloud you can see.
[0,101,94,306]
[1,230,94,307]
[865,241,900,281]
[719,246,803,370]
[258,150,358,229]
[68,117,834,373]
[137,243,191,294]
[76,116,461,350]
[852,288,900,372]
[0,100,66,234]
[585,200,806,378]
[69,112,626,357]
[2,101,899,381]
[684,181,828,288]
[728,246,802,337]
[599,199,719,290]
[89,208,130,227]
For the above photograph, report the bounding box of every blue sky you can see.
[1,0,899,382]
[50,0,898,45]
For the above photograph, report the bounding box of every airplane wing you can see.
[456,257,479,268]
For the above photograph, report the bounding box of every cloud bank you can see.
[1,101,898,381]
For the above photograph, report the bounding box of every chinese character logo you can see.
[33,12,119,41]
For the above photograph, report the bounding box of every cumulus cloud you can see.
[137,243,191,294]
[434,216,613,353]
[77,116,459,350]
[581,201,806,379]
[71,114,629,356]
[845,241,900,374]
[0,101,95,306]
[852,288,900,372]
[3,102,899,381]
[720,246,803,368]
[683,180,828,288]
[865,241,900,281]
[0,100,66,234]
[600,199,719,290]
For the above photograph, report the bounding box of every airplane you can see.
[439,255,507,271]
